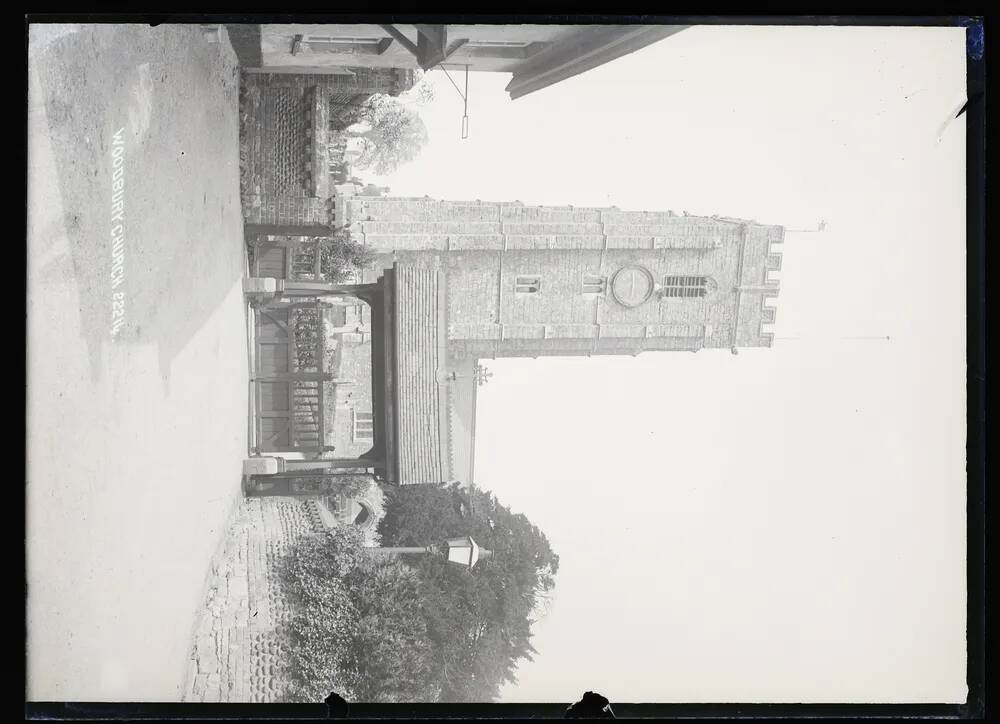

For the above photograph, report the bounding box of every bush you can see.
[323,474,378,506]
[319,235,374,283]
[278,527,364,702]
[341,556,439,702]
[290,307,323,371]
[277,526,438,703]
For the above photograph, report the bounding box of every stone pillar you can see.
[243,456,285,476]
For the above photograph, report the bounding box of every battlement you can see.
[346,196,784,227]
[757,227,784,346]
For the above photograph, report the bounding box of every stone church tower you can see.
[342,196,784,363]
[251,195,785,488]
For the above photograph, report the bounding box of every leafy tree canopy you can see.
[348,94,430,176]
[378,483,559,701]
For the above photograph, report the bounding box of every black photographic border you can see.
[21,10,986,720]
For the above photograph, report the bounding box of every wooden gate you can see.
[252,237,325,281]
[254,300,333,455]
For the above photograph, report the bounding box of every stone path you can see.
[185,497,328,703]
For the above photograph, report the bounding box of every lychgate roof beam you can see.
[506,24,691,100]
[379,24,468,70]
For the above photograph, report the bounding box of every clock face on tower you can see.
[610,265,655,307]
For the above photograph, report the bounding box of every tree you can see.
[378,483,560,701]
[412,81,436,106]
[278,483,559,702]
[401,69,436,106]
[348,95,430,175]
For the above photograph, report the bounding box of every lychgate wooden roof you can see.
[392,264,451,485]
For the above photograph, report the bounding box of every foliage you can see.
[340,555,438,701]
[323,474,377,504]
[412,81,436,106]
[400,69,435,106]
[277,527,363,702]
[286,234,373,370]
[317,234,374,283]
[285,233,373,284]
[377,483,560,701]
[276,484,557,702]
[402,72,436,106]
[323,477,388,546]
[328,98,369,132]
[348,94,430,175]
[290,307,323,371]
[277,526,439,703]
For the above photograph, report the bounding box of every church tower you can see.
[342,196,783,363]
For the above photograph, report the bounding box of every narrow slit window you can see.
[515,275,541,294]
[304,36,381,46]
[352,410,374,441]
[582,274,607,295]
[298,36,384,55]
[661,275,710,298]
[466,40,532,48]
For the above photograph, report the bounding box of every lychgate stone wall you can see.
[239,70,415,229]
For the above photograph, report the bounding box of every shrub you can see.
[277,525,438,703]
[278,527,365,702]
[323,474,378,505]
[318,235,374,283]
[290,307,323,371]
[341,556,439,702]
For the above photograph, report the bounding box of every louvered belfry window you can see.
[515,275,541,294]
[582,274,607,294]
[303,36,381,49]
[466,40,532,47]
[352,410,374,441]
[662,275,709,298]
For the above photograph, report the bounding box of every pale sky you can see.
[363,26,968,704]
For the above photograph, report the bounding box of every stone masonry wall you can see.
[344,198,747,252]
[240,69,414,228]
[346,198,784,353]
[240,76,334,228]
[184,497,328,703]
[329,335,375,459]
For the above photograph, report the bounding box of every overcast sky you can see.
[363,25,968,704]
